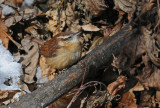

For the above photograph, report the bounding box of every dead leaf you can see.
[47,9,66,35]
[118,90,137,108]
[113,0,137,13]
[5,15,22,27]
[107,75,127,95]
[18,80,30,93]
[118,81,144,108]
[88,36,103,53]
[21,7,42,20]
[69,19,81,33]
[0,90,21,105]
[66,3,74,27]
[109,24,123,37]
[0,20,9,49]
[139,90,153,107]
[131,81,144,91]
[49,87,77,108]
[25,26,38,36]
[19,37,39,84]
[4,6,42,27]
[11,0,23,7]
[81,90,108,108]
[85,0,108,16]
[82,24,100,32]
[137,67,160,90]
[0,90,8,99]
[101,26,112,41]
[156,91,160,107]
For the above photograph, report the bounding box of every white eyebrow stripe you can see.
[57,36,71,39]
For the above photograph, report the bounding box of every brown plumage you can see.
[40,32,82,69]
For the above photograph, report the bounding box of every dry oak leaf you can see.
[88,36,103,53]
[49,87,77,108]
[137,67,160,90]
[156,91,160,107]
[118,81,144,108]
[5,15,22,27]
[0,20,9,49]
[130,81,144,91]
[5,6,42,27]
[82,24,100,32]
[46,9,66,35]
[118,90,137,108]
[107,75,127,95]
[19,37,39,84]
[109,23,123,37]
[69,19,81,33]
[101,26,112,41]
[113,0,137,13]
[65,3,74,27]
[85,0,108,16]
[139,90,153,107]
[0,90,21,105]
[11,0,23,7]
[0,19,21,48]
[84,90,108,108]
[24,26,38,36]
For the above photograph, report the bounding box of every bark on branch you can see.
[1,24,137,108]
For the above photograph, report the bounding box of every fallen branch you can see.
[1,24,137,108]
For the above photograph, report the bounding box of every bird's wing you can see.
[40,37,60,57]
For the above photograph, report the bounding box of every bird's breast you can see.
[45,41,82,69]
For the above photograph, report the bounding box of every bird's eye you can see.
[67,36,72,39]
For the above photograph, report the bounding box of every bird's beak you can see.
[74,32,81,37]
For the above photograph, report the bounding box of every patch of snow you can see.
[21,0,35,8]
[0,4,16,15]
[0,40,22,90]
[36,66,48,87]
[24,0,35,6]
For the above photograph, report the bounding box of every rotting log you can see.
[1,24,137,108]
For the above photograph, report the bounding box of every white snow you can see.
[36,67,48,87]
[0,40,22,90]
[21,0,35,8]
[0,4,16,15]
[24,0,35,6]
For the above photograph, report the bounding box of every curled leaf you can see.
[107,76,127,95]
[0,20,9,49]
[85,0,108,16]
[82,24,100,31]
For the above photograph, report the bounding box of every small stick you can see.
[67,61,88,108]
[25,36,44,45]
[3,31,21,49]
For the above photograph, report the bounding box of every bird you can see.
[40,31,82,69]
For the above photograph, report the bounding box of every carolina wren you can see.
[40,32,82,69]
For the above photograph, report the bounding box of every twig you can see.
[67,81,108,108]
[67,62,88,108]
[25,36,44,45]
[3,31,21,49]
